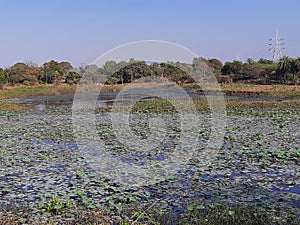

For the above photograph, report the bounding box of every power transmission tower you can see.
[269,30,285,63]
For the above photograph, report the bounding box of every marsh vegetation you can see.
[0,86,299,224]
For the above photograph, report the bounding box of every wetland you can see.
[0,85,299,224]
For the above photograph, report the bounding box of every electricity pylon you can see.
[269,30,285,63]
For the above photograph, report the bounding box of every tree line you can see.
[0,60,82,88]
[79,56,300,85]
[0,56,299,88]
[221,57,300,85]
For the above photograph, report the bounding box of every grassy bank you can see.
[220,83,300,97]
[0,84,77,99]
[1,83,299,111]
[96,98,300,113]
[0,85,77,110]
[0,83,299,99]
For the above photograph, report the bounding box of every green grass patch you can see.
[96,97,300,113]
[0,85,76,99]
[0,99,26,110]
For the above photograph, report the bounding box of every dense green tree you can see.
[246,58,255,65]
[116,61,128,70]
[207,58,223,73]
[277,56,292,84]
[99,60,129,75]
[221,60,243,75]
[42,60,60,84]
[112,61,152,83]
[242,64,265,80]
[159,63,186,76]
[94,61,130,83]
[191,57,223,74]
[83,64,100,83]
[148,61,193,84]
[42,60,72,84]
[65,70,81,84]
[258,58,273,64]
[0,68,6,88]
[159,62,191,84]
[102,60,117,75]
[59,61,73,73]
[150,62,164,78]
[290,57,300,85]
[5,63,40,85]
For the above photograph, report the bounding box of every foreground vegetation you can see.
[0,202,299,224]
[1,100,299,224]
[0,80,299,224]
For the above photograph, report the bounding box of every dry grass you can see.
[1,83,299,111]
[0,100,27,110]
[0,205,299,225]
[1,83,300,98]
[0,84,76,99]
[225,99,300,109]
[96,98,300,114]
[220,84,300,97]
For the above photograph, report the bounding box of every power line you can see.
[268,30,285,63]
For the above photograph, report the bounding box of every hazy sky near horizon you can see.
[0,0,299,68]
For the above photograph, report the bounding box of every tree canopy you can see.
[0,56,299,86]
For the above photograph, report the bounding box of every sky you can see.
[0,0,299,68]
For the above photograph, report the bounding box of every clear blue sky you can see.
[0,0,299,68]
